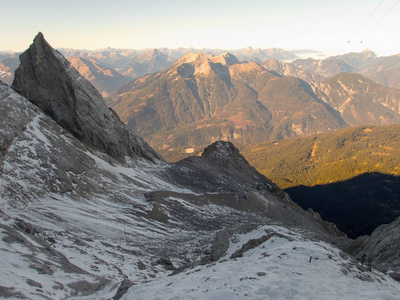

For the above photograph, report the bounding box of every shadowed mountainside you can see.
[285,173,400,239]
[237,124,400,238]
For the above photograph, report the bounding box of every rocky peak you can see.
[138,48,166,61]
[203,140,240,158]
[173,52,218,77]
[201,141,252,170]
[210,52,240,66]
[175,52,209,65]
[264,58,282,70]
[12,32,163,163]
[243,46,254,53]
[361,48,377,59]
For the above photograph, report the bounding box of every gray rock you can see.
[12,32,163,163]
[113,279,134,300]
[346,216,400,281]
[211,223,259,261]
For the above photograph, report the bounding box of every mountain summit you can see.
[12,32,162,163]
[172,52,219,77]
[210,52,240,66]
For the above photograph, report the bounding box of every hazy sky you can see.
[2,0,400,57]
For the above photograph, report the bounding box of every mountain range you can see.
[1,32,400,298]
[291,49,400,90]
[107,51,400,161]
[3,45,400,98]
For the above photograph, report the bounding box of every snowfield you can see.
[122,225,400,300]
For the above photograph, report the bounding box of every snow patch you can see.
[122,225,400,300]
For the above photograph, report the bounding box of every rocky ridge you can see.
[11,32,162,163]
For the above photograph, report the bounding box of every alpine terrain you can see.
[109,52,348,156]
[0,33,399,299]
[108,50,400,162]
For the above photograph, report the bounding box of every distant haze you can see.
[1,0,400,57]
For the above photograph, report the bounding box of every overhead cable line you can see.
[328,0,388,76]
[361,0,400,42]
[347,0,385,46]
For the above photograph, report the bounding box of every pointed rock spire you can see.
[12,32,163,163]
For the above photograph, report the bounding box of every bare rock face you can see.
[12,32,163,163]
[347,217,400,281]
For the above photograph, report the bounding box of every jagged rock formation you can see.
[330,49,378,70]
[11,32,162,163]
[347,217,400,281]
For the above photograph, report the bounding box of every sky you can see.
[1,0,400,57]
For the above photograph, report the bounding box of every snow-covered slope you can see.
[0,81,348,299]
[1,33,399,299]
[123,225,400,300]
[0,81,189,298]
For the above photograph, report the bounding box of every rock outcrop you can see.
[347,216,400,281]
[12,32,162,163]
